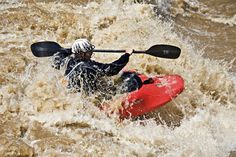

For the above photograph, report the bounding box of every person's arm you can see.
[51,49,71,70]
[96,49,133,76]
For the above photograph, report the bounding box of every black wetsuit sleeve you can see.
[51,50,71,70]
[95,53,130,76]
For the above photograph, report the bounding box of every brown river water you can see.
[0,0,236,156]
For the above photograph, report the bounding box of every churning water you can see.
[0,0,235,156]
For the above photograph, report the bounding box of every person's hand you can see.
[125,49,134,55]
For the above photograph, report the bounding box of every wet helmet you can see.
[71,39,95,53]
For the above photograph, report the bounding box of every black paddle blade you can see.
[31,41,62,57]
[146,45,181,59]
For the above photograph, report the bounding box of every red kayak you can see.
[118,73,184,118]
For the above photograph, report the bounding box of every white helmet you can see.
[71,39,95,53]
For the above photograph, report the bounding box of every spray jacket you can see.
[51,50,131,94]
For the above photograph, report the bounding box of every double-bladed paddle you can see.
[31,41,181,59]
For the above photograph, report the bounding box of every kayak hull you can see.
[119,73,184,118]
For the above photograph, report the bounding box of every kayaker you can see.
[51,38,142,96]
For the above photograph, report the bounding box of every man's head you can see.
[72,39,95,60]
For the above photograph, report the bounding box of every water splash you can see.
[0,0,235,156]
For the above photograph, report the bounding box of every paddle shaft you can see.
[66,48,143,54]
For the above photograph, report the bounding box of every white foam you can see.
[208,14,236,26]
